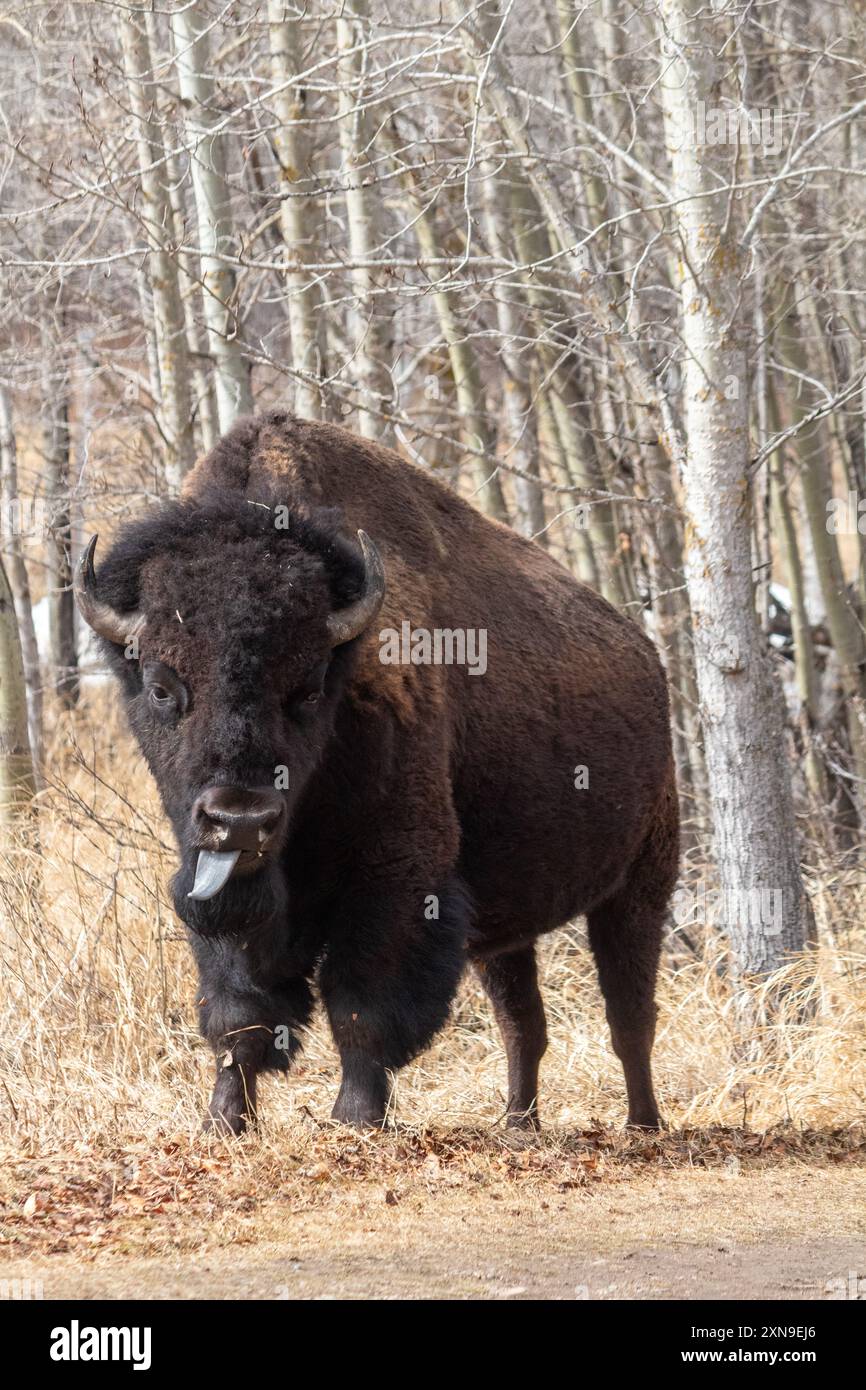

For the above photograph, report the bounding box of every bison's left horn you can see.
[326,530,386,647]
[74,535,146,648]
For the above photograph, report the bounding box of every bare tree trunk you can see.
[403,176,509,523]
[121,9,195,492]
[481,167,545,540]
[776,290,866,815]
[533,375,580,571]
[640,438,705,824]
[171,1,253,432]
[41,339,78,710]
[335,0,394,443]
[660,0,813,977]
[559,364,629,608]
[268,2,321,421]
[551,0,610,236]
[136,269,162,421]
[0,553,36,828]
[768,429,827,811]
[149,4,218,454]
[506,171,618,592]
[822,262,866,613]
[161,143,219,456]
[0,388,42,774]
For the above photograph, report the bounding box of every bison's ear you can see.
[326,530,386,647]
[74,535,146,647]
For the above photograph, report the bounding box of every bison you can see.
[75,411,679,1133]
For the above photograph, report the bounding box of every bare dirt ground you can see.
[1,1127,864,1300]
[2,1212,863,1301]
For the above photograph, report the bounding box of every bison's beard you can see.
[171,855,288,937]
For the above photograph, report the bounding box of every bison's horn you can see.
[326,530,386,647]
[74,535,146,648]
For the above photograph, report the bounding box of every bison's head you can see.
[75,494,384,935]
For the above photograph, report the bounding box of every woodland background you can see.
[1,0,866,1177]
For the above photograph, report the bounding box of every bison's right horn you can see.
[74,535,146,648]
[326,530,386,647]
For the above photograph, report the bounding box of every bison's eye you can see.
[286,659,330,716]
[143,662,188,720]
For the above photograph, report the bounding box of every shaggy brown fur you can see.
[88,410,679,1132]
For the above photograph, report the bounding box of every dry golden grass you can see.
[1,697,865,1271]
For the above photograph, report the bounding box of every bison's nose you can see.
[192,786,285,853]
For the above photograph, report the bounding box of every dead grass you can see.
[1,698,866,1264]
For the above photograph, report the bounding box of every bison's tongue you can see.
[188,848,242,901]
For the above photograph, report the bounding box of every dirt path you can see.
[3,1166,864,1300]
[3,1235,863,1301]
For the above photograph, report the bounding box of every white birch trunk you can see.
[268,1,321,420]
[40,342,78,710]
[552,0,609,234]
[136,269,162,413]
[406,183,509,524]
[171,2,253,432]
[161,144,219,456]
[121,11,195,492]
[481,167,545,539]
[145,8,217,457]
[335,1,394,442]
[659,0,812,974]
[0,554,36,828]
[0,387,42,775]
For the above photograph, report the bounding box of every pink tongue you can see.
[188,849,241,901]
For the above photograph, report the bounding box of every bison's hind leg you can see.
[473,945,547,1130]
[587,785,679,1130]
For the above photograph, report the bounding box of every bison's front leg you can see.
[320,878,470,1127]
[188,928,314,1135]
[205,1057,258,1137]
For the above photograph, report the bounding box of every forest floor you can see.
[1,1125,864,1300]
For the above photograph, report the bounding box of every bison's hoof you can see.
[331,1055,389,1127]
[329,1101,385,1129]
[506,1111,541,1134]
[625,1113,664,1132]
[203,1107,251,1137]
[330,1089,386,1128]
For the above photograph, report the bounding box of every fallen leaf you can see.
[305,1163,332,1182]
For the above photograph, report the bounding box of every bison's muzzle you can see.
[188,785,286,900]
